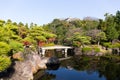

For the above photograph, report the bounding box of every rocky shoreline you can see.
[0,51,50,80]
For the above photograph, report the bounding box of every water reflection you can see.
[46,63,60,70]
[37,56,120,80]
[97,58,120,80]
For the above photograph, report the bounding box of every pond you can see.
[43,67,105,80]
[0,49,119,80]
[34,56,120,80]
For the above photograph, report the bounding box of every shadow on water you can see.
[34,63,60,80]
[46,63,60,70]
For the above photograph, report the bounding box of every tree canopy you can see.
[0,11,120,56]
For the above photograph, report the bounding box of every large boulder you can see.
[10,60,33,80]
[32,54,48,73]
[9,52,48,80]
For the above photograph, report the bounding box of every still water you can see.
[35,56,120,80]
[44,67,105,80]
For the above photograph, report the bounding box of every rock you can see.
[2,46,64,80]
[95,52,103,56]
[9,52,48,80]
[12,52,23,60]
[10,61,33,80]
[32,55,48,73]
[74,47,82,55]
[38,57,48,69]
[47,57,59,64]
[46,57,60,70]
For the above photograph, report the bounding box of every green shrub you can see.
[94,47,100,52]
[72,41,81,47]
[9,40,24,54]
[112,43,120,48]
[0,56,11,72]
[102,42,112,48]
[22,37,33,46]
[0,42,11,56]
[82,47,92,52]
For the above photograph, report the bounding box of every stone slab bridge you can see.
[39,45,73,57]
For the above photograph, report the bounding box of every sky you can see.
[0,0,120,25]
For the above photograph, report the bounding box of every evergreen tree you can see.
[115,10,120,40]
[105,14,119,41]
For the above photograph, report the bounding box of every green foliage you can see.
[9,41,23,54]
[105,14,119,41]
[36,36,47,41]
[94,47,100,52]
[96,32,106,41]
[82,19,99,30]
[106,26,119,41]
[87,29,106,45]
[72,41,81,47]
[102,42,112,48]
[82,46,100,53]
[0,42,11,56]
[11,35,22,41]
[70,32,91,47]
[41,32,56,39]
[70,20,82,28]
[82,47,92,53]
[46,18,75,44]
[111,43,120,48]
[0,11,120,56]
[22,37,34,45]
[0,27,13,42]
[115,11,120,38]
[0,56,11,71]
[22,37,33,42]
[0,20,5,27]
[29,26,56,43]
[102,42,120,48]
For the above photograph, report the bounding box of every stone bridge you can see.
[39,45,73,57]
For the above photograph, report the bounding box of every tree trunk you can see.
[98,41,100,46]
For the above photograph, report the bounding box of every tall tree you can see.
[104,14,119,42]
[82,17,99,30]
[115,10,120,40]
[87,29,106,46]
[67,32,91,47]
[97,19,106,31]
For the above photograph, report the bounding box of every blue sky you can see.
[0,0,120,25]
